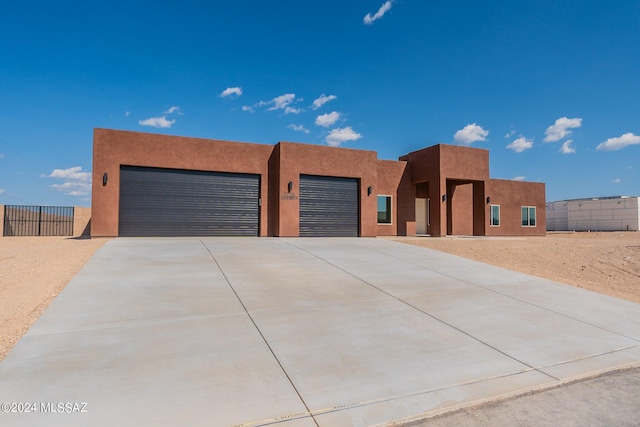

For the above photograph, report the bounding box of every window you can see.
[377,195,392,224]
[522,206,536,227]
[490,205,500,226]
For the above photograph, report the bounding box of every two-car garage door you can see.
[119,166,260,237]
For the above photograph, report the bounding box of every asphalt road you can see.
[407,367,640,427]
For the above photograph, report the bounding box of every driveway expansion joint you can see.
[199,239,320,427]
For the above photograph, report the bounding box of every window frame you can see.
[377,195,393,225]
[489,205,500,227]
[521,206,537,227]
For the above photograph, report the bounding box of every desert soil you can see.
[388,231,640,303]
[0,236,109,361]
[1,232,639,362]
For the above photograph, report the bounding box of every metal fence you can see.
[3,205,75,237]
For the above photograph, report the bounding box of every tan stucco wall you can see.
[73,207,91,237]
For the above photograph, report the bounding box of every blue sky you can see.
[1,0,639,208]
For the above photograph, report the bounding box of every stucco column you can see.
[473,181,486,236]
[427,179,448,237]
[277,174,300,237]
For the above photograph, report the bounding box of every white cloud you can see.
[505,130,516,138]
[268,93,296,111]
[45,166,91,181]
[544,117,582,142]
[315,111,341,128]
[139,106,181,128]
[284,106,303,114]
[162,106,182,115]
[138,116,176,128]
[288,124,310,134]
[612,178,621,184]
[312,94,337,110]
[125,111,131,117]
[364,1,394,25]
[265,94,304,114]
[596,132,640,151]
[43,166,92,196]
[512,176,526,181]
[244,95,303,114]
[50,182,91,196]
[326,127,362,147]
[220,87,243,98]
[506,136,534,153]
[0,153,5,160]
[0,188,5,195]
[453,123,489,145]
[559,139,576,154]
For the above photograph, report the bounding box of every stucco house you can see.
[91,129,545,237]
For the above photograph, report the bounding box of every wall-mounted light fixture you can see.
[367,186,373,196]
[442,194,447,202]
[102,173,108,187]
[288,181,293,192]
[486,196,491,204]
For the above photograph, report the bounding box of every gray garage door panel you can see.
[119,166,259,237]
[299,175,359,237]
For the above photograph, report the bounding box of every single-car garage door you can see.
[299,175,359,237]
[119,166,260,237]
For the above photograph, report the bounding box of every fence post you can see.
[0,205,4,237]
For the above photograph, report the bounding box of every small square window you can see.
[377,195,392,224]
[490,205,500,226]
[522,206,536,227]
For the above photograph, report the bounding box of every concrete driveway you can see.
[1,237,639,427]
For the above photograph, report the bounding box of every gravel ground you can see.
[0,236,109,361]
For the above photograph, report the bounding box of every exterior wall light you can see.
[486,196,491,204]
[288,181,293,192]
[102,173,108,187]
[442,194,447,202]
[367,186,373,196]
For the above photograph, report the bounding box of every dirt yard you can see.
[388,232,640,304]
[1,232,639,362]
[0,237,109,361]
